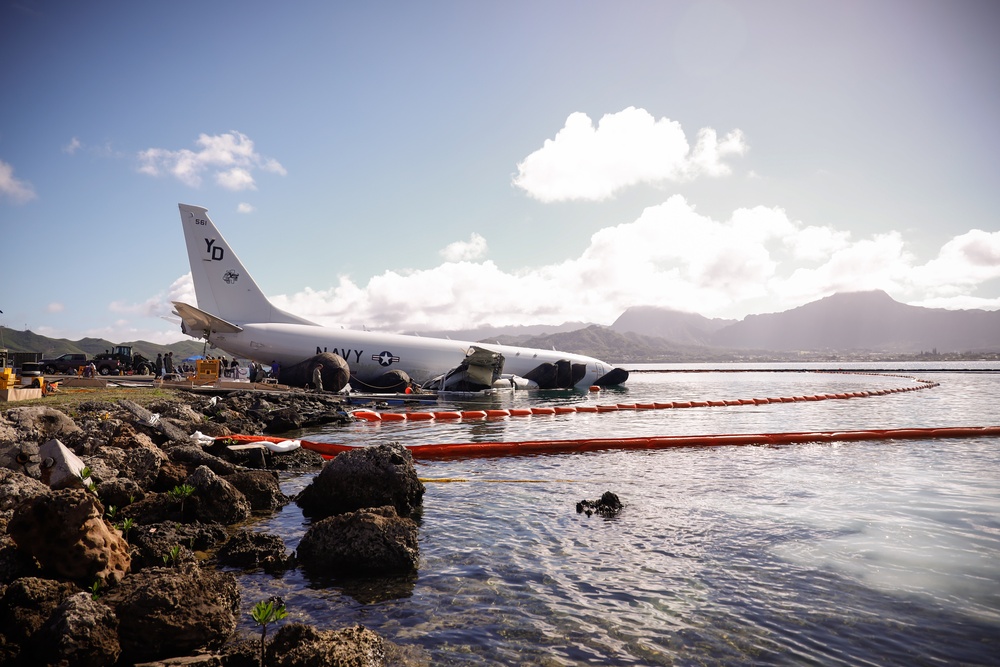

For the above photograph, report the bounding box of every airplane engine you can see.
[356,369,414,393]
[280,352,350,392]
[593,367,629,387]
[523,360,588,389]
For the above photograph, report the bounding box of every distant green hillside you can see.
[491,325,745,363]
[0,327,206,360]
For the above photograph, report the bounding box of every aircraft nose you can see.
[593,367,629,387]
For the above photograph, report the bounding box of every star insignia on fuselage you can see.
[374,351,399,367]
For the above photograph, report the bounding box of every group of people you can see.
[154,352,175,378]
[148,351,300,386]
[216,356,241,378]
[151,352,251,379]
[247,360,271,383]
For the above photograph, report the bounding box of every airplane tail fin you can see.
[178,204,316,326]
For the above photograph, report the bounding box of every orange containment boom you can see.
[220,426,1000,461]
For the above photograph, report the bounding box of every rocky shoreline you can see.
[0,388,425,666]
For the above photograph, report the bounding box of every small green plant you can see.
[117,517,136,541]
[162,544,182,567]
[106,505,117,520]
[251,596,288,667]
[168,484,196,516]
[90,580,101,601]
[78,466,97,493]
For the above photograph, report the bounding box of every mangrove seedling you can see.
[90,580,101,601]
[78,466,97,493]
[162,545,182,567]
[168,484,196,516]
[117,517,136,541]
[251,596,288,667]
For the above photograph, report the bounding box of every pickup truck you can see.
[39,353,121,376]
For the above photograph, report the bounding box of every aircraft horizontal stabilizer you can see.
[172,301,244,338]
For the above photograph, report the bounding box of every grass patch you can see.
[6,386,190,414]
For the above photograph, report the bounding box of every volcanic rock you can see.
[296,443,424,520]
[297,505,419,575]
[266,622,387,667]
[576,491,624,517]
[215,529,292,573]
[102,562,240,664]
[7,488,131,586]
[225,470,289,512]
[186,465,252,525]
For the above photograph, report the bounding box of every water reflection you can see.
[234,366,1000,665]
[304,571,417,605]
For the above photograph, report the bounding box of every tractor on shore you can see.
[93,345,155,375]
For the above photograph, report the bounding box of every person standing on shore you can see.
[312,364,324,392]
[164,352,174,377]
[154,353,163,377]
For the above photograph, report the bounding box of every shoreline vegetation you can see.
[0,384,423,666]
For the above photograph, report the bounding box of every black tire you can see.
[43,365,58,374]
[98,366,111,376]
[136,364,151,375]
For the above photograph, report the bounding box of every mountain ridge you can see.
[490,290,1000,360]
[708,291,1000,353]
[0,328,206,360]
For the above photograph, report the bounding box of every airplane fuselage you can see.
[208,322,614,388]
[175,203,628,390]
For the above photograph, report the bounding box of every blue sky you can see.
[2,0,998,345]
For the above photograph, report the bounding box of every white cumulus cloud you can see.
[137,131,286,191]
[773,232,915,304]
[440,233,488,262]
[512,107,746,202]
[908,229,1000,296]
[0,159,37,203]
[687,127,748,177]
[151,196,997,336]
[111,273,195,319]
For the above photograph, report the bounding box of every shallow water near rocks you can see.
[235,363,1000,665]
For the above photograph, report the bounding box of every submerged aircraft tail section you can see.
[178,204,315,326]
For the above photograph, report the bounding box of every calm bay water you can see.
[237,363,1000,665]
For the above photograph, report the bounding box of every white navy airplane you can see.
[173,204,628,391]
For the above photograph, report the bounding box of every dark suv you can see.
[39,353,121,375]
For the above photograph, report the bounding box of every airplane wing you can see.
[171,301,244,339]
